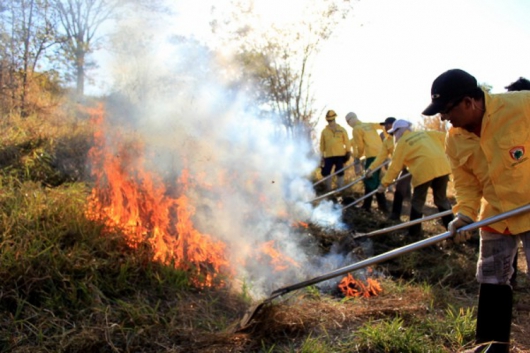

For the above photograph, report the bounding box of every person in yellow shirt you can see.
[345,112,387,213]
[422,68,530,352]
[377,119,454,237]
[365,117,412,221]
[319,110,351,191]
[504,77,530,290]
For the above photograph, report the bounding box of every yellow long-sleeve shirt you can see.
[370,135,394,171]
[381,130,451,188]
[352,122,383,159]
[320,124,351,158]
[446,90,530,234]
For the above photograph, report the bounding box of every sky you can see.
[311,0,530,128]
[89,0,530,129]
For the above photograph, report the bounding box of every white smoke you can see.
[102,2,353,299]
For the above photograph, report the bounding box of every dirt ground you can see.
[355,186,530,352]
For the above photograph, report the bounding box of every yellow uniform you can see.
[371,135,394,171]
[446,90,530,234]
[319,124,351,157]
[381,130,451,188]
[352,122,382,159]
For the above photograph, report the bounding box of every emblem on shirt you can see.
[509,146,525,161]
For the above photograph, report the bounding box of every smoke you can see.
[101,2,351,298]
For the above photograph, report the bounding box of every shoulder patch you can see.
[509,146,525,160]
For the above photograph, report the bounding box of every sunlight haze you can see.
[90,0,530,131]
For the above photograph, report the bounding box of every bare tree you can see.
[0,0,58,115]
[211,0,354,138]
[53,0,117,98]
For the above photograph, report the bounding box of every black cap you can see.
[505,77,530,92]
[422,69,478,116]
[380,117,396,126]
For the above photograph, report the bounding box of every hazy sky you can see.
[90,0,530,128]
[312,0,530,127]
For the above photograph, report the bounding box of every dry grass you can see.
[2,110,530,352]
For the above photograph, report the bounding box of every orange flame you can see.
[85,104,230,287]
[292,221,309,229]
[259,240,300,271]
[338,273,382,298]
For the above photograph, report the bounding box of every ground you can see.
[234,176,530,352]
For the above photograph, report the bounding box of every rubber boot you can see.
[475,284,512,353]
[390,190,404,220]
[362,184,377,212]
[324,178,332,192]
[337,175,345,189]
[362,194,373,212]
[375,192,388,213]
[408,207,423,238]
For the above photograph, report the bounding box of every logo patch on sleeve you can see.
[510,146,525,160]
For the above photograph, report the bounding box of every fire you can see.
[292,221,309,229]
[259,240,300,271]
[85,104,230,287]
[338,273,382,298]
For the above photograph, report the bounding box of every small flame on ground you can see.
[259,240,301,272]
[338,273,382,298]
[292,221,309,228]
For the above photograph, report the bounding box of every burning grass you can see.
[2,110,530,352]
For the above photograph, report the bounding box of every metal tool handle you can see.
[352,210,453,239]
[270,203,530,297]
[313,157,368,187]
[309,160,390,203]
[341,172,411,210]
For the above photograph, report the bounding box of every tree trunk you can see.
[76,49,85,98]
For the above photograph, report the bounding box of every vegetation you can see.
[2,97,529,352]
[1,3,529,352]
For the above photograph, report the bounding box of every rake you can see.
[235,203,530,331]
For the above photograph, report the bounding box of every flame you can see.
[259,240,300,271]
[338,273,382,298]
[292,221,309,229]
[85,104,230,287]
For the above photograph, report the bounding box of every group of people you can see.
[320,106,455,238]
[319,70,530,352]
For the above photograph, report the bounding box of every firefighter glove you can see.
[448,213,474,243]
[365,168,373,178]
[376,185,386,193]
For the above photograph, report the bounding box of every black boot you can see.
[362,194,373,212]
[475,284,512,353]
[375,192,389,213]
[391,190,404,219]
[408,207,423,238]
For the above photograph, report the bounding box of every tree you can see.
[210,0,354,138]
[417,115,450,132]
[0,0,58,115]
[53,0,117,98]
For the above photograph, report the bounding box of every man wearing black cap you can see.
[423,68,530,353]
[365,117,411,220]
